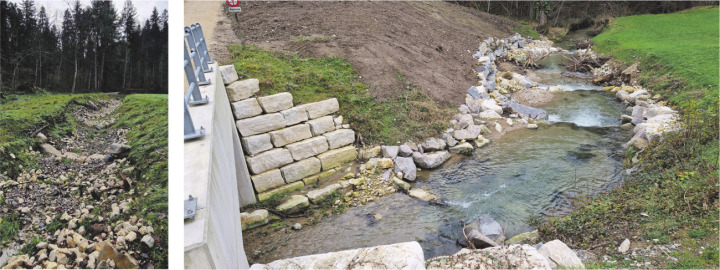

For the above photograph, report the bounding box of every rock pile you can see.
[601,83,679,154]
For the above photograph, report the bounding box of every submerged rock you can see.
[408,189,437,202]
[508,103,547,119]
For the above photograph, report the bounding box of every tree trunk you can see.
[100,51,105,91]
[72,52,77,93]
[57,51,63,87]
[122,48,129,89]
[537,2,548,34]
[94,46,98,91]
[35,57,39,86]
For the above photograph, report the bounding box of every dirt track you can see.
[228,1,517,105]
[184,1,240,64]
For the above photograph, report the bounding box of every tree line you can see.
[1,0,168,94]
[458,1,717,33]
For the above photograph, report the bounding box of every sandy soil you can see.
[227,1,517,105]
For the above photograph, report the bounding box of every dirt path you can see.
[228,1,517,105]
[184,0,240,64]
[0,98,159,269]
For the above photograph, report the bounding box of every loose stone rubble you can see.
[0,99,160,269]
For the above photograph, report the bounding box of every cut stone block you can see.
[246,148,293,174]
[241,134,273,156]
[236,113,285,137]
[257,181,304,202]
[317,146,357,171]
[230,98,263,120]
[307,116,335,136]
[323,129,355,149]
[301,98,339,119]
[240,209,268,231]
[306,184,341,204]
[280,107,309,126]
[226,79,260,102]
[251,169,285,193]
[257,92,293,113]
[276,195,309,214]
[280,157,321,183]
[219,65,238,85]
[302,175,320,186]
[268,124,312,147]
[286,137,329,161]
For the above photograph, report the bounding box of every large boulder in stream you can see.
[411,151,450,169]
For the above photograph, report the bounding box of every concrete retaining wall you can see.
[185,64,253,269]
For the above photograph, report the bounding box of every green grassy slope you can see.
[538,7,719,268]
[591,7,719,108]
[228,45,455,145]
[0,94,107,177]
[112,94,168,268]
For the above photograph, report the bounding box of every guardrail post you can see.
[185,34,211,86]
[191,23,215,65]
[184,98,205,140]
[185,26,213,73]
[184,42,209,105]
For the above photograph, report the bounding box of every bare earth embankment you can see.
[230,1,516,105]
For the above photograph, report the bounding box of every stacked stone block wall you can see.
[219,65,357,201]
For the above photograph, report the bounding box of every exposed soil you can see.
[228,1,517,105]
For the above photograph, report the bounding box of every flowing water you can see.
[250,33,632,263]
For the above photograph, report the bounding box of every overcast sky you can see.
[7,0,169,27]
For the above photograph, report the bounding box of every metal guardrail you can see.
[184,23,212,141]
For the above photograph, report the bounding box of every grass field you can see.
[538,7,719,268]
[228,45,455,145]
[591,7,719,108]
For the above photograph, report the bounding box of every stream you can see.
[248,33,632,263]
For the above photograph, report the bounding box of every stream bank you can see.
[242,30,639,267]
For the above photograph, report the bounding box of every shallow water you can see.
[248,34,631,263]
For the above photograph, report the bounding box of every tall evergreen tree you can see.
[1,1,167,94]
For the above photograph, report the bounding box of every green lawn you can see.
[228,45,454,145]
[591,6,719,108]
